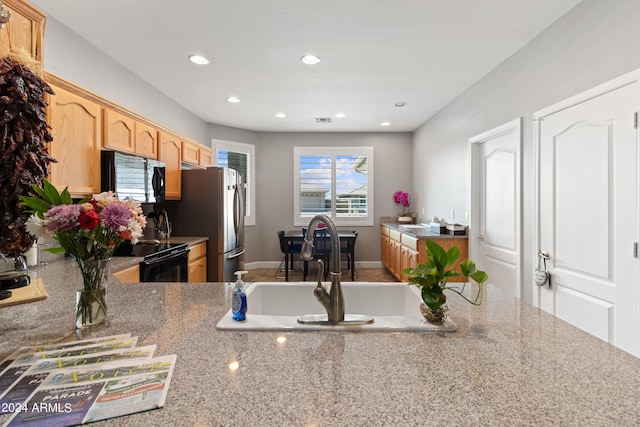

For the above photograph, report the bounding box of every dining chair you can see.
[301,227,330,281]
[340,230,358,279]
[276,230,301,280]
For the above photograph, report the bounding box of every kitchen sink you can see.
[215,282,457,331]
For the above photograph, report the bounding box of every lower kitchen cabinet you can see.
[113,265,140,283]
[381,225,468,282]
[188,242,207,282]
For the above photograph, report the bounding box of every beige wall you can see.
[246,131,412,265]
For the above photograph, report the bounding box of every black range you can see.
[115,242,189,282]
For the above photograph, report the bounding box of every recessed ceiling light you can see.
[301,54,320,65]
[188,55,209,65]
[380,121,391,127]
[275,112,286,118]
[395,102,407,107]
[226,96,240,103]
[334,112,346,118]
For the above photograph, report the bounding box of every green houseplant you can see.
[402,239,488,322]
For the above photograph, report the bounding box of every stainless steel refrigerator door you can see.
[223,246,246,282]
[222,168,245,254]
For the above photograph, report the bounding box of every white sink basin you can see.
[215,282,457,331]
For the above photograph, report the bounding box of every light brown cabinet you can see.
[181,140,200,166]
[47,83,102,197]
[199,147,212,168]
[400,234,419,281]
[103,108,134,153]
[182,140,213,168]
[159,131,182,200]
[134,121,158,159]
[0,0,45,63]
[188,242,207,282]
[381,225,468,282]
[103,109,159,159]
[113,265,140,283]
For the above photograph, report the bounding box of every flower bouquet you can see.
[20,180,146,328]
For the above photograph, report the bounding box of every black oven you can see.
[114,242,189,282]
[139,243,189,282]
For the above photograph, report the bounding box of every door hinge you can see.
[634,112,639,129]
[634,242,638,258]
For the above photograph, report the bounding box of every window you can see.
[212,139,256,226]
[294,146,374,226]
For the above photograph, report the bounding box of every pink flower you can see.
[99,203,131,231]
[393,191,410,207]
[44,204,81,233]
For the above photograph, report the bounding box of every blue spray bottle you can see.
[232,270,248,321]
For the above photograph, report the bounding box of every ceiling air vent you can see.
[314,117,332,123]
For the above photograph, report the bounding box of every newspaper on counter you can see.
[0,334,131,380]
[4,354,176,427]
[0,345,156,412]
[0,336,137,399]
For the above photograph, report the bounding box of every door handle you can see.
[478,234,485,241]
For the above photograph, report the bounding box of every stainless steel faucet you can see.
[299,214,344,322]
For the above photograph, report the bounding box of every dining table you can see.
[283,229,357,281]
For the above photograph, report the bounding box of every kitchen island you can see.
[1,258,638,426]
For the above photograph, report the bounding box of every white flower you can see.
[25,215,49,238]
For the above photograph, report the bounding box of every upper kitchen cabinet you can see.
[181,140,200,167]
[199,146,212,168]
[0,0,45,63]
[47,82,102,197]
[103,108,134,153]
[158,131,181,200]
[103,108,159,159]
[134,121,158,159]
[182,140,213,169]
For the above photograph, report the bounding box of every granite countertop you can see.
[1,258,639,426]
[381,222,468,239]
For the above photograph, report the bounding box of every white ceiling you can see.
[30,0,582,132]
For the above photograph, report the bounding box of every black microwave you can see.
[101,151,166,203]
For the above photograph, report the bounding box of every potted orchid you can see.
[20,180,146,328]
[393,190,414,222]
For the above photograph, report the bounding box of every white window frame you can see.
[294,146,374,227]
[212,139,256,226]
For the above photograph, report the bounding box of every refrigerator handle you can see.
[233,181,245,235]
[227,248,246,260]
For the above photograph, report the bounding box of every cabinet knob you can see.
[478,234,485,241]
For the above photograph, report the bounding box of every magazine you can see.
[0,346,156,412]
[4,355,176,427]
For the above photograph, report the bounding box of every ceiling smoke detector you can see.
[314,117,332,123]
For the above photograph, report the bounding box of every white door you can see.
[535,73,639,357]
[470,119,521,298]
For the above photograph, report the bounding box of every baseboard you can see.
[244,260,384,271]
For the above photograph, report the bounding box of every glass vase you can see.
[74,257,110,328]
[420,302,449,323]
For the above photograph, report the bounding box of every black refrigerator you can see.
[168,167,245,282]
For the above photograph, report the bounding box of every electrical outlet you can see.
[450,209,455,219]
[464,210,469,221]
